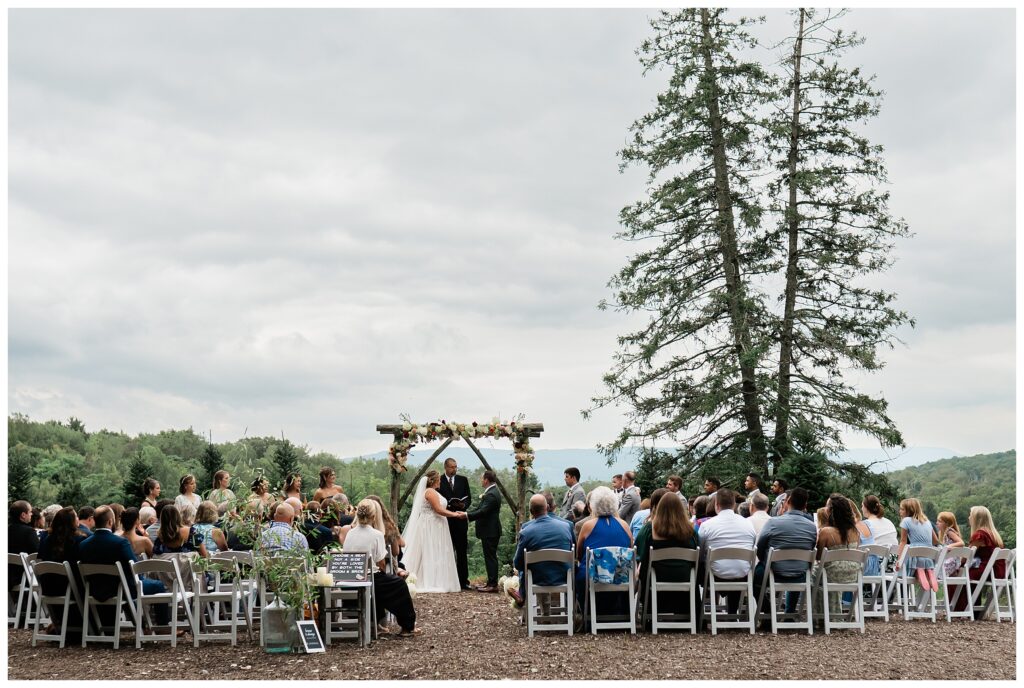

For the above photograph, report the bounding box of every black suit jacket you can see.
[466,486,502,539]
[77,529,139,599]
[438,473,471,512]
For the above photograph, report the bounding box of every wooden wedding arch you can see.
[378,420,544,535]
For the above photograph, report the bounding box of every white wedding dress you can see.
[401,477,462,593]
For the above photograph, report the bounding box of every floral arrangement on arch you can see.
[388,414,536,475]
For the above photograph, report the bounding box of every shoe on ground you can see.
[477,585,499,593]
[398,627,422,637]
[461,584,474,591]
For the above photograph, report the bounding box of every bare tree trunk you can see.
[774,8,806,460]
[699,8,767,469]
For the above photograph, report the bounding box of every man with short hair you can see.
[559,467,585,520]
[78,506,96,536]
[508,494,574,608]
[748,494,771,536]
[754,487,817,613]
[438,457,473,590]
[259,503,310,554]
[744,472,764,504]
[703,477,722,495]
[467,471,502,592]
[611,474,624,499]
[618,471,641,523]
[665,475,689,510]
[699,489,757,614]
[769,478,788,516]
[8,500,38,598]
[531,491,574,540]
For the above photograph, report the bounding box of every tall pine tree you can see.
[122,452,155,506]
[200,443,224,493]
[273,440,300,491]
[8,444,35,505]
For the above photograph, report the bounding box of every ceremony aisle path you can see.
[7,592,1015,680]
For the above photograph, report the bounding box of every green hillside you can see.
[887,450,1016,548]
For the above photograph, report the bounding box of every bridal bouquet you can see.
[498,575,519,609]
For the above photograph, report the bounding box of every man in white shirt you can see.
[748,493,771,536]
[699,488,756,614]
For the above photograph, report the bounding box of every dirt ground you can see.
[7,592,1016,680]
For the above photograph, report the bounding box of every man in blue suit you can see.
[509,495,574,607]
[78,506,169,623]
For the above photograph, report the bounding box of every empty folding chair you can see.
[896,545,941,622]
[208,552,255,637]
[79,561,137,648]
[702,547,757,635]
[584,546,637,635]
[523,548,574,637]
[193,559,248,646]
[936,545,975,622]
[642,547,698,635]
[755,548,814,635]
[130,558,190,648]
[860,544,892,621]
[815,548,868,634]
[31,560,83,648]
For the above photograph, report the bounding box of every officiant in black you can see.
[439,457,473,590]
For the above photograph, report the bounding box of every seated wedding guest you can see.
[572,497,592,540]
[637,493,699,622]
[343,500,420,636]
[754,487,816,612]
[141,478,161,510]
[508,495,574,607]
[259,503,309,554]
[42,504,62,530]
[631,488,668,540]
[847,497,879,577]
[78,506,96,536]
[193,501,228,554]
[953,505,1006,612]
[30,508,45,534]
[120,507,154,559]
[179,502,198,527]
[139,505,157,531]
[37,507,86,635]
[282,474,304,502]
[812,495,864,617]
[937,511,965,578]
[208,471,236,510]
[703,477,722,495]
[748,494,771,536]
[691,495,713,531]
[898,498,939,593]
[861,495,898,546]
[78,506,170,625]
[155,504,209,557]
[665,475,688,509]
[9,500,39,595]
[175,474,202,512]
[147,499,174,541]
[576,486,633,612]
[815,507,829,531]
[299,501,336,553]
[699,488,756,615]
[108,503,125,535]
[366,495,405,560]
[312,467,345,502]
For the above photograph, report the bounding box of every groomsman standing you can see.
[438,457,473,591]
[560,467,585,519]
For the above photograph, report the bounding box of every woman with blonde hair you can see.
[401,469,465,593]
[898,498,939,592]
[952,506,1006,613]
[936,511,964,577]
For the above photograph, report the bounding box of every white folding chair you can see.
[815,548,867,634]
[20,553,48,631]
[936,545,975,622]
[130,558,189,647]
[643,547,698,635]
[896,545,941,621]
[755,548,814,634]
[193,560,247,646]
[9,553,28,628]
[971,548,1015,622]
[860,544,891,621]
[584,547,637,635]
[207,552,255,639]
[524,548,574,637]
[31,560,83,648]
[79,561,136,649]
[702,547,757,635]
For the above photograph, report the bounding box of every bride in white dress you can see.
[401,470,466,593]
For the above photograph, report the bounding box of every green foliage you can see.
[123,452,155,506]
[272,440,301,491]
[633,447,673,498]
[8,444,36,505]
[777,424,835,511]
[888,451,1016,549]
[200,443,224,489]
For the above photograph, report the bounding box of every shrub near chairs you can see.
[643,547,698,635]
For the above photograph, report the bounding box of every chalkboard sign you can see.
[296,620,325,653]
[328,552,368,583]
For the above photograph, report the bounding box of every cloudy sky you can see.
[8,9,1015,459]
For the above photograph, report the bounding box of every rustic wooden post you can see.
[389,432,402,517]
[515,468,526,536]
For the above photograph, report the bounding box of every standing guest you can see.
[466,471,503,592]
[814,495,864,617]
[282,474,304,502]
[611,474,624,503]
[637,493,699,622]
[437,457,473,590]
[193,501,228,554]
[36,507,86,634]
[42,504,62,530]
[147,499,174,541]
[155,505,209,557]
[343,500,420,636]
[312,467,345,502]
[665,475,688,507]
[936,512,965,578]
[120,508,154,559]
[861,495,898,546]
[744,472,764,505]
[250,476,273,509]
[631,488,669,540]
[8,500,39,595]
[898,498,939,593]
[699,489,756,615]
[78,506,96,536]
[754,488,817,612]
[748,494,771,536]
[209,471,236,510]
[108,503,125,535]
[508,494,574,607]
[703,477,722,496]
[259,503,308,554]
[769,478,789,516]
[175,474,201,512]
[618,471,641,523]
[141,478,161,510]
[576,486,633,613]
[560,467,585,520]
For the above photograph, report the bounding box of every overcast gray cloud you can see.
[8,9,1015,458]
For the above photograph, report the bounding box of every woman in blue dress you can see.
[898,498,939,593]
[575,486,633,616]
